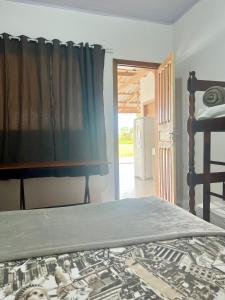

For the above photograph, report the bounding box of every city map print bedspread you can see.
[1,236,225,300]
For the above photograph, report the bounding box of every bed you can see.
[1,197,225,299]
[187,71,225,223]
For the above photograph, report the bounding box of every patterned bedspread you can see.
[1,236,225,300]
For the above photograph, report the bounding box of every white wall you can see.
[0,0,172,210]
[140,72,155,103]
[173,0,225,209]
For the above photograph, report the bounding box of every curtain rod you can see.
[0,34,113,54]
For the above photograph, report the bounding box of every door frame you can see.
[113,59,160,200]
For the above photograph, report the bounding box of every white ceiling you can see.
[9,0,199,24]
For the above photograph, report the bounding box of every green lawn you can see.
[119,143,134,157]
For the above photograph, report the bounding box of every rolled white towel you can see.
[197,104,225,120]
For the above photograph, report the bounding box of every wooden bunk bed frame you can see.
[187,71,225,222]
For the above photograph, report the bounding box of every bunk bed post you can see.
[203,132,211,222]
[223,182,225,201]
[187,71,197,215]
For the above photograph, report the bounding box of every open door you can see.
[156,54,176,203]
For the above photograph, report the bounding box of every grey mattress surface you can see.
[0,197,225,262]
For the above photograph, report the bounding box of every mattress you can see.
[1,197,225,299]
[197,103,225,120]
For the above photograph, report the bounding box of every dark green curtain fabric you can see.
[78,44,107,162]
[0,33,108,176]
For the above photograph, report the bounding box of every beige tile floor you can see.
[119,158,155,199]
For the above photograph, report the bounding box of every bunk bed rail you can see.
[188,71,225,92]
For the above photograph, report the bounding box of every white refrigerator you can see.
[134,117,155,180]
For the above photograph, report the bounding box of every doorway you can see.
[113,60,159,200]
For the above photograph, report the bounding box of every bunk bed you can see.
[187,71,225,222]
